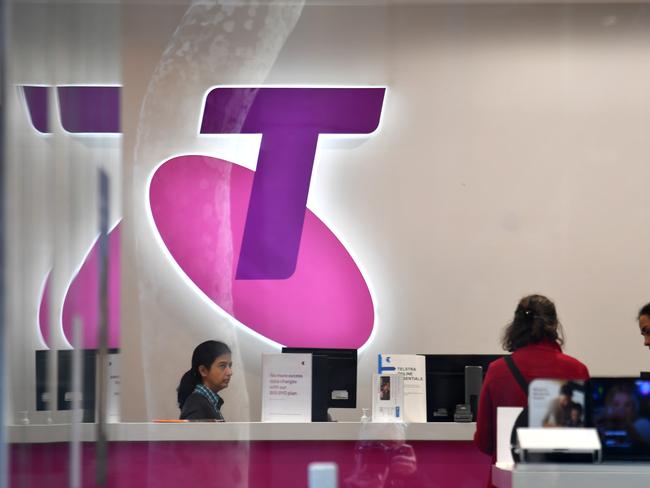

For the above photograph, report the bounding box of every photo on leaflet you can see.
[528,379,586,428]
[380,376,391,401]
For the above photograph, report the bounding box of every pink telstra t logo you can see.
[27,85,386,350]
[150,87,386,348]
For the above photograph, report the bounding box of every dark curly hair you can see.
[502,294,565,352]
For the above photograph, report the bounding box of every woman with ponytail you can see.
[473,295,589,469]
[178,340,232,421]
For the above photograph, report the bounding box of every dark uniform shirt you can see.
[180,385,225,421]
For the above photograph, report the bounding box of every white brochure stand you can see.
[261,353,312,422]
[378,354,427,423]
[496,406,524,468]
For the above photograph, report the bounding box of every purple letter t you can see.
[200,87,385,279]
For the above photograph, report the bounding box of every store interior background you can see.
[6,0,650,425]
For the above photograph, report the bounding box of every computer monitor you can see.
[586,377,650,461]
[35,348,119,423]
[421,354,503,422]
[282,347,357,422]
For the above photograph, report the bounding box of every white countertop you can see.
[493,462,650,488]
[8,421,476,444]
[514,463,650,473]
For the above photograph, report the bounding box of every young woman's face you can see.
[199,353,233,392]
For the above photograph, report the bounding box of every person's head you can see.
[605,385,637,422]
[177,340,232,409]
[569,402,583,422]
[638,303,650,350]
[559,383,574,407]
[502,294,565,352]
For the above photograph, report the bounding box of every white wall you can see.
[121,2,650,422]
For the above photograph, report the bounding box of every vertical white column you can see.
[69,316,83,488]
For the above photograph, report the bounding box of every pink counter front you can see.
[9,422,493,487]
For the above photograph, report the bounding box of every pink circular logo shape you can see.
[149,155,374,348]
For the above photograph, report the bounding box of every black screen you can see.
[422,354,502,422]
[587,377,650,460]
[35,348,118,423]
[282,347,357,421]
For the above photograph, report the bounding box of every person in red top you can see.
[474,294,590,462]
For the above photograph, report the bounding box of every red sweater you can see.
[473,340,590,458]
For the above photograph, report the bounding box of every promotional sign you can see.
[261,353,312,422]
[528,379,586,428]
[378,354,426,423]
[106,352,121,423]
[372,373,404,423]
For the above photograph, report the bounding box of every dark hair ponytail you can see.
[502,294,565,352]
[177,340,231,409]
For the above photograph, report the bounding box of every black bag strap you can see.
[504,355,528,396]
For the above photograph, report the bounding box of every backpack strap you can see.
[504,355,528,396]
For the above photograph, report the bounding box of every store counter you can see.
[493,462,650,488]
[8,420,475,443]
[9,422,492,487]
